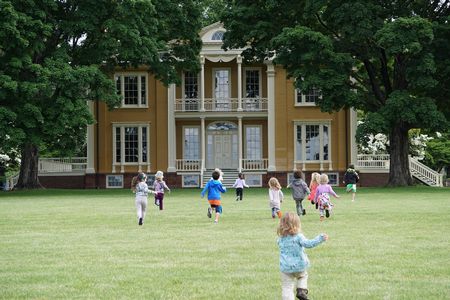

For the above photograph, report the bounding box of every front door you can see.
[214,134,232,167]
[206,121,238,169]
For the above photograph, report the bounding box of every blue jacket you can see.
[201,179,226,200]
[278,233,326,273]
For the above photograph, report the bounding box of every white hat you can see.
[155,170,164,178]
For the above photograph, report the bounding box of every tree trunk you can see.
[388,124,414,186]
[16,144,42,189]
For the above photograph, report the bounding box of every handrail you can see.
[241,158,268,171]
[39,157,87,173]
[175,159,202,171]
[174,97,268,112]
[356,154,443,187]
[409,156,444,187]
[3,172,19,191]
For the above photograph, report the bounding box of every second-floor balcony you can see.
[174,97,268,113]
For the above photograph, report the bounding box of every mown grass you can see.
[0,186,449,299]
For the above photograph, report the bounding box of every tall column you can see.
[86,101,95,174]
[238,116,243,172]
[349,108,358,166]
[201,117,206,170]
[237,55,243,111]
[167,83,177,172]
[266,61,276,171]
[200,55,205,112]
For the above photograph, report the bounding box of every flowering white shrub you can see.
[357,123,435,160]
[358,133,389,155]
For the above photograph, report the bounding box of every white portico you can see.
[167,22,276,176]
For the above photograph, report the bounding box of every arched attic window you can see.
[211,30,225,41]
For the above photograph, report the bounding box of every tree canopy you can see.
[221,0,450,186]
[0,0,203,188]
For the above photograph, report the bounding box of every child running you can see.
[277,212,328,300]
[201,170,227,223]
[314,174,340,221]
[153,170,170,210]
[287,171,310,217]
[308,172,320,209]
[232,173,249,201]
[269,177,284,219]
[132,172,155,226]
[343,164,359,202]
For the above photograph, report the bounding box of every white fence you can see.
[356,154,390,169]
[39,157,87,173]
[357,154,443,187]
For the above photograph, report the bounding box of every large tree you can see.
[221,0,449,186]
[0,0,202,189]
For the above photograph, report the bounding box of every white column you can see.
[319,125,324,171]
[237,55,243,111]
[266,61,276,171]
[328,123,333,170]
[201,117,206,170]
[86,101,95,174]
[167,83,177,172]
[349,108,358,166]
[138,126,143,172]
[238,116,243,171]
[120,126,125,173]
[200,55,205,112]
[301,124,306,171]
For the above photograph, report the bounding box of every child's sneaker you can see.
[207,207,212,218]
[296,288,309,300]
[236,196,239,201]
[325,209,330,218]
[315,202,318,209]
[138,218,143,226]
[302,209,306,215]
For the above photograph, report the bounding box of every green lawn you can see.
[0,186,449,299]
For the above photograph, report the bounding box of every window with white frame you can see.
[184,71,199,99]
[295,87,321,106]
[106,175,124,188]
[115,73,147,107]
[211,31,225,41]
[295,122,330,161]
[325,173,339,186]
[244,174,262,187]
[183,175,200,188]
[244,69,260,98]
[184,127,200,159]
[113,124,149,164]
[245,126,262,159]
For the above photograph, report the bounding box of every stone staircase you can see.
[202,169,240,188]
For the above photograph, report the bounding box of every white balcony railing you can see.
[174,97,268,112]
[39,157,87,173]
[242,158,268,171]
[176,159,203,172]
[356,154,390,169]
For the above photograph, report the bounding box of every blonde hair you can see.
[309,172,320,188]
[131,176,138,192]
[268,177,281,190]
[319,173,329,184]
[277,212,301,237]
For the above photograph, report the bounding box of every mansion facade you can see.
[40,23,372,189]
